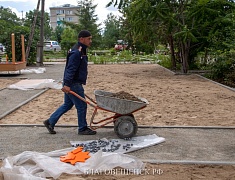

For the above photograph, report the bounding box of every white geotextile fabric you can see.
[8,79,62,90]
[0,68,46,75]
[70,134,165,154]
[20,68,46,74]
[0,134,165,180]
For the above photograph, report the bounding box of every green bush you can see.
[206,50,235,87]
[157,54,172,69]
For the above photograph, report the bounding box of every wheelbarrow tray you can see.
[94,90,148,115]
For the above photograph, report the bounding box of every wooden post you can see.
[21,35,26,62]
[11,33,15,63]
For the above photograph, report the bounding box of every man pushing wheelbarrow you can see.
[43,30,96,135]
[43,30,148,139]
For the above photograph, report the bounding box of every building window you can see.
[66,17,73,21]
[57,17,65,21]
[56,9,65,14]
[66,10,73,15]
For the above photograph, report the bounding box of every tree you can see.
[62,0,101,49]
[108,0,235,73]
[107,0,160,54]
[102,13,120,49]
[60,27,77,52]
[24,10,52,40]
[0,7,33,62]
[51,26,64,43]
[0,6,21,43]
[76,0,101,48]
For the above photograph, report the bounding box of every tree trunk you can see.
[180,41,189,73]
[168,34,176,70]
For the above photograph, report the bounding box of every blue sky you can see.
[0,0,120,26]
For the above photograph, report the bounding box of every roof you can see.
[49,4,80,9]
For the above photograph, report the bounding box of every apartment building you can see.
[49,4,80,30]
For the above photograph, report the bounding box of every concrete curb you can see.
[142,159,235,165]
[196,74,235,92]
[0,124,235,129]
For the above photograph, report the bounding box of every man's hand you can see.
[61,85,70,93]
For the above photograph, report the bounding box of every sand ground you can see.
[0,64,235,179]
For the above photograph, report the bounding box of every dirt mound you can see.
[109,91,142,102]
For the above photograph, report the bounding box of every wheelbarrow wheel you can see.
[114,115,138,139]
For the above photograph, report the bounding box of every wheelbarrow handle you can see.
[85,94,96,104]
[69,90,96,108]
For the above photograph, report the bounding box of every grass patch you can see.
[44,51,66,61]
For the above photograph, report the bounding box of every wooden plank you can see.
[21,35,26,62]
[0,62,26,71]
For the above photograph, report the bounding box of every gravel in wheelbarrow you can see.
[94,90,148,115]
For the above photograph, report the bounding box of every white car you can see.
[43,41,61,52]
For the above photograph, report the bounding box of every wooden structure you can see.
[0,34,26,71]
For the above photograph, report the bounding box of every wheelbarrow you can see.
[69,90,148,139]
